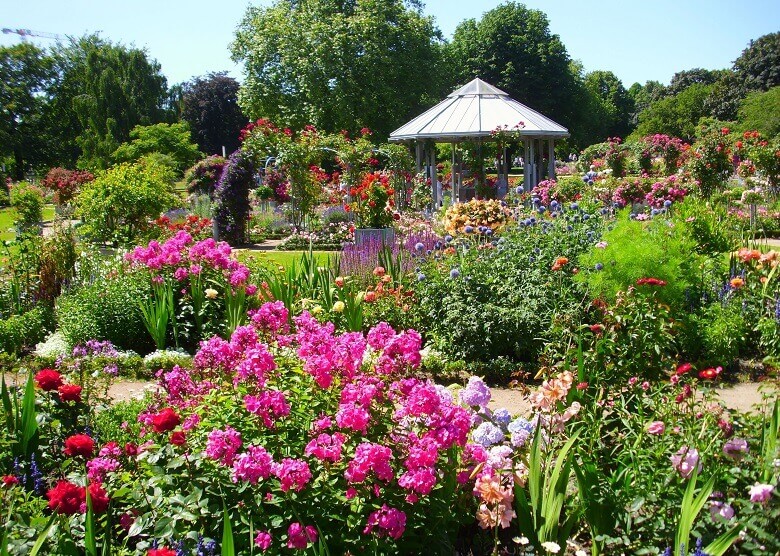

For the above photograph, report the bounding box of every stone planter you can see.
[354,227,395,247]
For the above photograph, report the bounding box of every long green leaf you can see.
[29,513,57,556]
[20,371,38,458]
[85,490,97,556]
[675,467,715,555]
[1,375,14,436]
[704,524,741,556]
[222,506,235,556]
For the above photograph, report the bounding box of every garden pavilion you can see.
[389,78,569,205]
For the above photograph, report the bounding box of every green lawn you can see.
[236,249,336,270]
[0,204,57,242]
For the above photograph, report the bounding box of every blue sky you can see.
[1,0,778,88]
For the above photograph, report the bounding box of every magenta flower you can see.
[722,437,749,461]
[232,445,273,484]
[286,522,317,549]
[646,421,665,435]
[748,483,774,503]
[254,530,272,551]
[204,426,242,466]
[670,446,701,479]
[363,505,407,539]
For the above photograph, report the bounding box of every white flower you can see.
[541,541,561,554]
[205,288,218,299]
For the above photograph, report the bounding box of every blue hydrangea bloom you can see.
[472,422,505,447]
[493,408,511,428]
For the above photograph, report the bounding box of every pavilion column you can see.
[428,143,438,208]
[548,139,556,181]
[529,139,536,190]
[415,142,423,174]
[451,143,456,203]
[523,139,530,192]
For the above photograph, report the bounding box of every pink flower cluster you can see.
[244,390,290,427]
[125,230,254,290]
[205,426,243,466]
[232,445,273,484]
[248,301,290,335]
[644,175,688,208]
[363,505,407,539]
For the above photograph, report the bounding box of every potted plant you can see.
[347,171,396,246]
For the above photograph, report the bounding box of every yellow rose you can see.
[332,301,345,313]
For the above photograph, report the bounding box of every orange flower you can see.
[551,257,569,271]
[730,277,744,289]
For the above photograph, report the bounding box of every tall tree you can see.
[182,72,247,155]
[446,2,580,139]
[232,0,446,139]
[47,35,169,169]
[0,43,54,179]
[628,80,666,126]
[665,68,724,97]
[633,83,713,141]
[583,70,634,139]
[734,32,780,92]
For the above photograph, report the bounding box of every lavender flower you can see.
[472,422,504,447]
[459,376,491,408]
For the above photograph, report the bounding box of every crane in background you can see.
[2,27,63,41]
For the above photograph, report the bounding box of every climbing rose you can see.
[64,434,95,458]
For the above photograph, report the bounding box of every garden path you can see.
[104,380,777,416]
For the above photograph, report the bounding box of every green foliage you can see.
[415,213,600,376]
[184,155,228,196]
[0,305,55,355]
[56,272,154,354]
[232,0,446,138]
[0,43,55,180]
[112,122,203,175]
[633,83,714,141]
[50,35,170,170]
[583,70,634,140]
[694,302,747,367]
[8,182,44,230]
[685,124,734,197]
[737,86,780,139]
[75,162,178,244]
[577,211,701,308]
[672,197,736,255]
[182,72,247,156]
[734,32,780,93]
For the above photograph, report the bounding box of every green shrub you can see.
[75,162,179,245]
[9,181,44,230]
[577,210,702,309]
[414,212,601,377]
[696,302,747,366]
[111,122,203,175]
[0,305,55,355]
[56,272,155,354]
[672,197,737,255]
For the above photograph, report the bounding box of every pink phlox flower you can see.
[205,426,243,466]
[254,530,272,551]
[304,432,347,463]
[248,301,290,335]
[335,403,371,432]
[98,442,122,458]
[345,442,394,483]
[367,322,396,350]
[234,344,276,387]
[193,336,238,375]
[398,466,437,495]
[286,522,317,549]
[244,390,290,427]
[273,458,312,492]
[230,325,259,352]
[375,330,422,374]
[86,457,120,482]
[232,445,273,484]
[363,505,406,539]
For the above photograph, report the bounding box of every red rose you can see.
[148,549,177,556]
[87,482,110,514]
[170,431,186,446]
[58,384,82,403]
[47,480,86,515]
[35,369,63,391]
[64,434,95,458]
[125,442,139,456]
[589,323,604,335]
[2,475,19,487]
[698,366,722,380]
[151,408,181,433]
[675,362,693,375]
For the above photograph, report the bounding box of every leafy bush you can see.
[112,122,203,175]
[0,305,54,355]
[75,162,179,245]
[184,155,227,195]
[56,272,154,354]
[577,210,702,309]
[695,302,748,366]
[40,167,94,204]
[415,209,602,376]
[9,181,44,230]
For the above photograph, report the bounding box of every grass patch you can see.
[236,249,336,270]
[0,204,58,242]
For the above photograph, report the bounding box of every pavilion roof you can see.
[389,78,570,142]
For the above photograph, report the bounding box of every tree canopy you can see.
[447,2,579,138]
[182,72,247,156]
[111,122,203,174]
[0,43,54,179]
[734,32,780,92]
[632,83,714,141]
[231,0,446,138]
[48,35,169,170]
